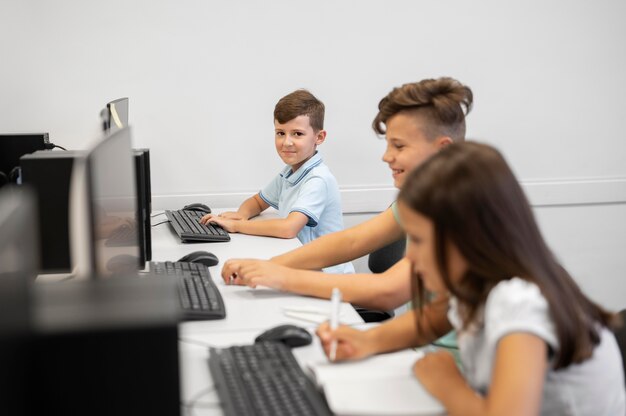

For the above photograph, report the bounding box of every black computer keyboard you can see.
[149,260,226,320]
[164,209,230,243]
[209,342,332,416]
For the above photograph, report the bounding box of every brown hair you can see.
[372,77,473,142]
[398,141,615,369]
[274,89,325,132]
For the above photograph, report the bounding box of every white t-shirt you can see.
[448,277,626,415]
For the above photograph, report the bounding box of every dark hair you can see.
[372,77,473,142]
[274,89,325,132]
[398,141,615,369]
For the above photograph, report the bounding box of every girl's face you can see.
[398,201,468,294]
[382,113,442,189]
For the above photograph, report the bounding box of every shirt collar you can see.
[279,151,323,185]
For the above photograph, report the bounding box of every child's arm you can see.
[270,207,404,270]
[207,211,309,239]
[414,333,547,416]
[200,194,268,223]
[316,302,452,361]
[222,257,413,311]
[231,193,269,220]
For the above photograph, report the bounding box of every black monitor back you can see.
[20,151,81,273]
[134,149,152,264]
[0,133,49,187]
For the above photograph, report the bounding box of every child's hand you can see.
[199,213,217,225]
[200,215,239,233]
[220,258,255,285]
[222,259,289,289]
[316,322,375,362]
[413,350,463,401]
[218,211,245,220]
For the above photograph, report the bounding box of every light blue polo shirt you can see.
[259,151,354,274]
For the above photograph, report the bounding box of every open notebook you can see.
[307,349,445,416]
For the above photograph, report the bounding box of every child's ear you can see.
[436,136,453,149]
[315,130,327,145]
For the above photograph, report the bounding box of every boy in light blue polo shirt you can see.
[200,90,354,274]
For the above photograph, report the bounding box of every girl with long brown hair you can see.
[318,142,625,415]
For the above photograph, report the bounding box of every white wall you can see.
[1,0,625,308]
[347,201,626,312]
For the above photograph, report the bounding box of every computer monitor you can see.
[102,97,129,133]
[0,186,38,415]
[0,133,50,187]
[134,149,152,263]
[69,127,140,278]
[98,98,150,266]
[0,186,37,329]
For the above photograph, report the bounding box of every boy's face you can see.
[274,115,326,172]
[398,201,468,294]
[382,113,450,189]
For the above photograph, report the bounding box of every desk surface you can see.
[152,210,365,415]
[151,210,303,264]
[151,210,364,334]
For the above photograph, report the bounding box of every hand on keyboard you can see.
[217,211,246,220]
[199,213,217,225]
[200,214,239,233]
[200,211,246,225]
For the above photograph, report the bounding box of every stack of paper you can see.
[307,349,445,416]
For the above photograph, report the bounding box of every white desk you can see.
[151,211,365,415]
[151,211,364,334]
[151,212,303,263]
[178,327,445,416]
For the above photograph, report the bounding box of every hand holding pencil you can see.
[316,288,377,362]
[329,288,342,361]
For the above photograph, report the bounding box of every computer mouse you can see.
[177,251,219,267]
[255,324,313,348]
[182,203,211,214]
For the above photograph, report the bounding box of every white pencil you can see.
[329,288,342,361]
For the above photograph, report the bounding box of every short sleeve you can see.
[390,200,402,226]
[484,278,559,351]
[289,176,327,227]
[259,174,282,209]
